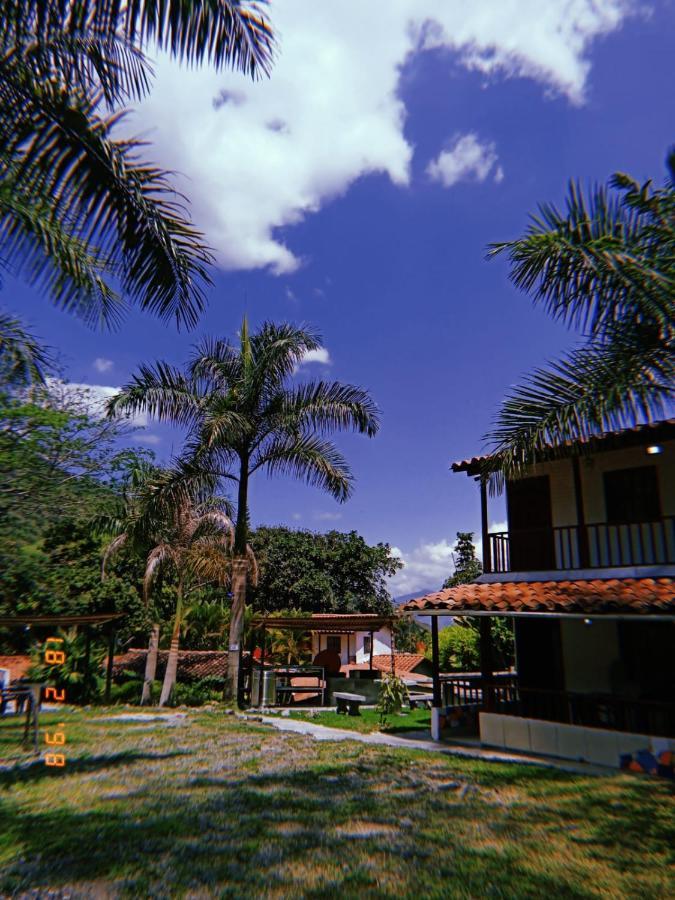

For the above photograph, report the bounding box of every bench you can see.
[408,692,434,710]
[334,691,367,716]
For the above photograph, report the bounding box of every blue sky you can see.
[8,1,675,595]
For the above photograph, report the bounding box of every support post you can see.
[369,631,374,671]
[83,626,92,704]
[389,624,396,676]
[572,457,590,568]
[105,627,115,703]
[479,618,494,712]
[431,616,442,707]
[258,624,266,708]
[480,478,491,574]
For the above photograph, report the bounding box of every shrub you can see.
[438,625,480,672]
[376,674,407,729]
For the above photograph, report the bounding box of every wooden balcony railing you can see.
[487,516,675,573]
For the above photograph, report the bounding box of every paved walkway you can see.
[244,714,613,776]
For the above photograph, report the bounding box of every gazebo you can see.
[0,612,125,702]
[244,613,396,707]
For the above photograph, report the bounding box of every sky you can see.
[8,0,675,597]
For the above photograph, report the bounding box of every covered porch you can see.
[241,613,397,708]
[404,577,675,767]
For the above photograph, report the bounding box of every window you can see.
[604,466,661,523]
[363,635,372,655]
[326,635,341,653]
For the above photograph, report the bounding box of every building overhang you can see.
[402,577,674,619]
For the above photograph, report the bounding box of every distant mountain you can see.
[392,589,436,606]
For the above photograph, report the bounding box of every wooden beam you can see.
[431,617,442,707]
[105,627,115,703]
[479,618,494,712]
[480,478,491,574]
[572,457,590,568]
[369,631,374,671]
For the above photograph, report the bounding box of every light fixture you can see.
[583,618,592,626]
[646,445,663,455]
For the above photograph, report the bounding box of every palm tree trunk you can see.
[159,583,183,707]
[227,459,250,703]
[140,622,160,705]
[226,557,248,703]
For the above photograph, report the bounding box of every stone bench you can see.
[334,691,367,716]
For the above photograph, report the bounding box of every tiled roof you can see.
[113,649,228,681]
[0,655,32,681]
[403,578,674,615]
[451,418,675,475]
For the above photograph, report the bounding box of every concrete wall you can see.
[479,711,675,768]
[561,619,621,694]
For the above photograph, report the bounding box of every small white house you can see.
[310,625,392,666]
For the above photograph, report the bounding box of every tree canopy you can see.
[248,526,400,615]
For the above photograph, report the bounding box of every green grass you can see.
[287,706,431,734]
[1,707,673,898]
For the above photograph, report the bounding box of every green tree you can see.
[485,151,674,483]
[248,526,400,615]
[443,532,482,588]
[393,614,430,654]
[438,626,480,672]
[109,319,380,700]
[101,466,237,705]
[0,312,53,385]
[0,1,273,332]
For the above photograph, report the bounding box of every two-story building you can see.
[404,419,674,769]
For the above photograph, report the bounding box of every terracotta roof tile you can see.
[113,649,228,681]
[402,577,674,615]
[0,655,32,682]
[341,653,429,679]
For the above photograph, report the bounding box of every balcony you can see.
[487,517,675,574]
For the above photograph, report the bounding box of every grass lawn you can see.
[287,707,431,734]
[1,708,673,898]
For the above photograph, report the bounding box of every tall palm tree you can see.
[101,465,237,705]
[484,151,674,485]
[108,318,380,699]
[0,1,274,330]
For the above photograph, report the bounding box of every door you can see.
[507,475,555,570]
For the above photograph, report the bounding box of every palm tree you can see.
[101,465,237,705]
[108,318,380,699]
[0,1,274,330]
[484,151,674,485]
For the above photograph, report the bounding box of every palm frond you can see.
[101,532,127,580]
[275,381,381,437]
[1,0,274,85]
[108,362,202,426]
[0,310,53,385]
[2,83,213,328]
[483,328,674,490]
[488,177,673,336]
[144,542,172,603]
[252,433,353,502]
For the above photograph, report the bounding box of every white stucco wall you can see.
[561,619,621,694]
[310,627,392,665]
[525,439,675,527]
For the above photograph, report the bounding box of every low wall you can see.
[326,675,381,704]
[479,712,675,769]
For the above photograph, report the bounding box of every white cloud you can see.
[427,133,502,187]
[315,511,342,522]
[47,379,148,427]
[93,357,114,374]
[388,521,508,596]
[299,347,331,366]
[129,0,635,273]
